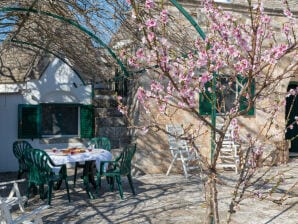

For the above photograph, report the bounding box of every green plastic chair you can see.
[12,140,32,179]
[96,144,136,199]
[73,137,111,187]
[88,137,111,151]
[24,148,71,205]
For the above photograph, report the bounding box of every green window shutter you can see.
[238,76,255,116]
[80,104,94,138]
[18,104,40,139]
[199,81,212,115]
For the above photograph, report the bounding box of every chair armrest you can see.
[50,164,67,177]
[0,179,26,186]
[99,160,118,173]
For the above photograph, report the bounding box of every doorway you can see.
[285,82,298,153]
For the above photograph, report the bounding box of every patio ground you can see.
[1,158,298,224]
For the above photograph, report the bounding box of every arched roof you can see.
[0,0,131,84]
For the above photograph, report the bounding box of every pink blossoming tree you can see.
[117,0,298,223]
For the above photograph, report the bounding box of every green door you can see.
[285,83,298,152]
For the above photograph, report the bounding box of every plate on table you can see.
[61,148,86,155]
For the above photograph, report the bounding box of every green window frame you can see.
[18,104,94,139]
[18,104,41,139]
[80,104,94,138]
[199,76,255,116]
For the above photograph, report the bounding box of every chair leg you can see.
[48,182,53,205]
[127,173,136,195]
[73,162,78,187]
[96,173,101,196]
[39,184,46,200]
[64,178,71,203]
[179,151,189,178]
[109,177,115,192]
[115,176,123,199]
[17,170,23,179]
[26,182,33,200]
[166,153,178,176]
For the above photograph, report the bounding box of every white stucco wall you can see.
[0,58,92,172]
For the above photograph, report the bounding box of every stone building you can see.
[119,0,298,174]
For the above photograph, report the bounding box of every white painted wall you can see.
[0,58,92,172]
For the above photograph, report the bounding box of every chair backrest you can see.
[23,148,56,184]
[166,125,188,150]
[12,140,32,169]
[117,144,136,175]
[89,137,111,151]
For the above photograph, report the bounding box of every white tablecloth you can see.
[45,149,112,172]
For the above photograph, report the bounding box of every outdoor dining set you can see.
[0,138,136,223]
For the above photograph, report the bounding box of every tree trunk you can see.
[204,171,220,224]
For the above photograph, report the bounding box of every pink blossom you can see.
[231,118,238,126]
[125,0,131,5]
[199,72,209,86]
[145,19,157,29]
[272,44,287,59]
[178,102,186,108]
[261,15,271,24]
[160,10,168,24]
[160,55,169,67]
[151,80,164,92]
[147,32,155,42]
[145,0,155,9]
[282,23,290,35]
[128,58,137,67]
[160,38,171,48]
[159,104,166,113]
[253,147,263,156]
[117,105,128,116]
[119,49,126,59]
[140,126,149,135]
[136,48,145,59]
[137,87,146,102]
[283,9,293,18]
[289,124,294,130]
[235,59,250,72]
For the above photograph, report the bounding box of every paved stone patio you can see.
[1,158,297,223]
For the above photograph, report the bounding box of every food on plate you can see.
[61,148,85,154]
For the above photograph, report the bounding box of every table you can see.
[45,149,112,199]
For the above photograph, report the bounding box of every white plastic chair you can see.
[0,179,27,213]
[165,124,200,178]
[0,179,49,224]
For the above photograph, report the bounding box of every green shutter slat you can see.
[238,76,255,116]
[80,105,94,138]
[18,104,40,139]
[199,81,212,115]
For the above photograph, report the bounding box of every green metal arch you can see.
[169,0,206,40]
[0,7,129,77]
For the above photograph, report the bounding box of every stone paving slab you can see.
[1,158,297,223]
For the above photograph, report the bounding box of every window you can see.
[199,76,255,116]
[18,104,93,139]
[41,104,79,136]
